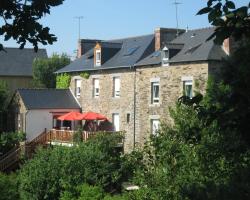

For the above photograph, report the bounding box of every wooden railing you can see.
[0,129,124,171]
[0,147,21,171]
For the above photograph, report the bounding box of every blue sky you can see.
[0,0,249,58]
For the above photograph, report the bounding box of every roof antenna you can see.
[173,0,182,36]
[74,16,84,40]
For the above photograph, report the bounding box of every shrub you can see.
[0,173,19,200]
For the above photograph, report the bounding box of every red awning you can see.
[81,112,107,120]
[58,111,84,121]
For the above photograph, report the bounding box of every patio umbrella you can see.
[81,112,107,120]
[58,111,84,121]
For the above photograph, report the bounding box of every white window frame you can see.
[112,113,120,131]
[95,49,101,66]
[182,77,193,99]
[113,77,120,98]
[75,79,81,98]
[151,81,160,104]
[93,78,100,97]
[151,119,160,135]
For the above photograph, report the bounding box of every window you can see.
[126,113,130,123]
[151,81,160,104]
[93,78,100,97]
[123,46,139,56]
[151,119,160,135]
[113,77,120,97]
[112,113,120,131]
[95,49,101,66]
[162,46,169,66]
[75,79,81,98]
[183,80,193,98]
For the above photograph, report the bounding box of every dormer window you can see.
[95,49,101,66]
[162,46,169,66]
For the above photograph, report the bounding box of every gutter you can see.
[132,65,136,149]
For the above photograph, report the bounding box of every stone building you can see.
[56,27,229,151]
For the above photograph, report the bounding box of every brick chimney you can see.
[222,37,239,55]
[154,28,185,51]
[77,39,101,58]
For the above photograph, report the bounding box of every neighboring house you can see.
[55,27,230,152]
[0,48,47,95]
[9,89,80,141]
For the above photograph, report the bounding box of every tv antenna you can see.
[173,0,182,36]
[74,16,84,40]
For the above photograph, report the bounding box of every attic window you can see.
[95,49,101,66]
[123,46,139,56]
[184,44,202,55]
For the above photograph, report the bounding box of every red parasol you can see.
[58,111,84,121]
[81,112,107,120]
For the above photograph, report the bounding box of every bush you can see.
[0,173,19,200]
[0,131,25,155]
[18,133,128,200]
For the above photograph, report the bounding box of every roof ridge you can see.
[188,26,215,32]
[107,34,154,42]
[3,47,47,51]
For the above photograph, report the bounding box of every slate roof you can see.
[136,27,227,66]
[0,48,47,76]
[17,89,80,110]
[56,34,155,73]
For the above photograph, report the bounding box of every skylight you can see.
[151,51,161,57]
[123,46,139,56]
[184,44,202,55]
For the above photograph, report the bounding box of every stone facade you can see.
[70,68,136,151]
[69,61,220,152]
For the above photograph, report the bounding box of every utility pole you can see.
[173,0,182,36]
[74,16,84,40]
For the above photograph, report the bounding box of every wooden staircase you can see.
[0,129,124,172]
[0,129,48,172]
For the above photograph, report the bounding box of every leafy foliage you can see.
[80,72,90,79]
[56,73,71,89]
[0,173,19,200]
[197,0,250,44]
[0,131,25,156]
[0,0,64,51]
[18,133,129,200]
[0,80,8,111]
[33,53,70,88]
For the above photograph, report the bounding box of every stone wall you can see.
[135,62,209,146]
[69,61,221,152]
[70,68,136,152]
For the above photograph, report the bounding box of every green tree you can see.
[0,0,65,51]
[33,53,70,88]
[56,73,71,89]
[197,0,250,44]
[0,80,8,111]
[0,173,19,200]
[18,133,127,200]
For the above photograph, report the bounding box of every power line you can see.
[74,16,84,40]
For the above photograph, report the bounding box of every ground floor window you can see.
[112,113,120,131]
[151,119,160,135]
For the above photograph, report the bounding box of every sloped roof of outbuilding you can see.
[0,48,47,76]
[17,89,80,110]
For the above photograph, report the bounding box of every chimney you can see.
[222,37,240,55]
[77,39,101,58]
[154,28,185,51]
